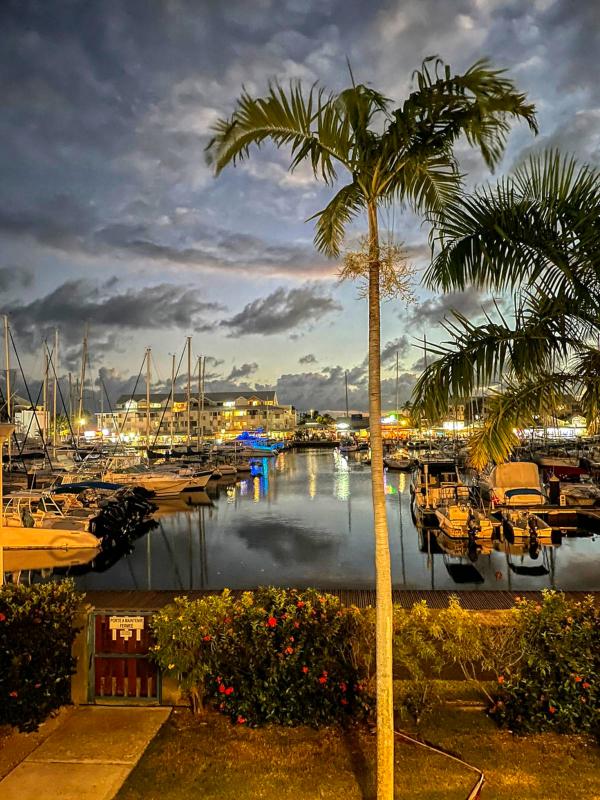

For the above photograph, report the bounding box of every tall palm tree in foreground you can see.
[413,151,600,470]
[206,58,536,799]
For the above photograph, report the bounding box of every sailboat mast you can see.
[52,328,58,452]
[4,315,11,465]
[170,353,175,450]
[42,345,49,448]
[196,355,201,453]
[395,351,399,416]
[344,370,349,419]
[186,336,191,447]
[201,355,206,448]
[77,327,88,442]
[145,347,151,448]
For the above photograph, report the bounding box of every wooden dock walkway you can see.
[84,588,599,612]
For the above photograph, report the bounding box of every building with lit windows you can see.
[96,390,297,441]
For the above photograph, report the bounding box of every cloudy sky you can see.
[1,0,597,411]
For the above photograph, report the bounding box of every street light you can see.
[0,423,16,586]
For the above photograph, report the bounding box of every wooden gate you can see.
[90,612,160,703]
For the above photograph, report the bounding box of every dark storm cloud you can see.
[1,280,224,351]
[220,285,342,336]
[380,336,410,366]
[299,353,317,365]
[407,291,498,327]
[227,362,259,381]
[270,364,418,411]
[0,266,33,292]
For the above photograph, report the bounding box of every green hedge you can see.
[492,592,599,734]
[0,580,83,732]
[150,587,371,726]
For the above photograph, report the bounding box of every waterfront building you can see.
[96,390,297,442]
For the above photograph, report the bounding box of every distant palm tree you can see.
[206,58,536,799]
[413,151,600,469]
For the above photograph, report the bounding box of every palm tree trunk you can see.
[367,200,394,800]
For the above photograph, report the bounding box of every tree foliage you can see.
[412,151,600,467]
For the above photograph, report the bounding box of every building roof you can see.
[115,390,278,406]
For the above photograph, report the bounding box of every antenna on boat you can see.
[395,350,399,419]
[201,355,206,449]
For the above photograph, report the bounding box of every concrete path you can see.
[0,706,170,800]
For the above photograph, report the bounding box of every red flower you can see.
[285,646,294,655]
[583,682,591,689]
[224,617,232,624]
[341,698,348,706]
[0,613,6,622]
[549,706,556,714]
[9,691,17,698]
[34,683,41,689]
[225,687,234,696]
[318,677,327,684]
[217,676,222,683]
[302,666,309,674]
[296,601,305,608]
[339,682,347,693]
[237,715,247,725]
[267,616,277,628]
[219,684,226,694]
[202,635,212,642]
[497,676,505,684]
[293,622,300,629]
[574,675,582,683]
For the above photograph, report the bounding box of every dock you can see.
[84,588,600,612]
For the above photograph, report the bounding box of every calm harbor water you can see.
[74,449,600,593]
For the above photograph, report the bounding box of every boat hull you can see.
[3,527,100,550]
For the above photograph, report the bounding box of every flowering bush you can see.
[492,591,599,734]
[0,580,83,732]
[150,587,371,726]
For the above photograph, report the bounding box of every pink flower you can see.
[9,691,17,698]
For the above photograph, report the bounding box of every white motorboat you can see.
[435,502,495,539]
[488,462,547,507]
[500,508,553,541]
[103,471,191,497]
[384,448,412,470]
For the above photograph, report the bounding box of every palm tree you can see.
[412,151,600,469]
[206,58,536,798]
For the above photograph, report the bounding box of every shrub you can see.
[436,596,521,704]
[492,591,599,734]
[150,587,371,726]
[392,602,444,727]
[0,580,83,732]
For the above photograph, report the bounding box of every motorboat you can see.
[3,547,99,572]
[488,462,547,507]
[384,448,412,470]
[411,465,468,526]
[558,481,600,507]
[500,508,553,542]
[102,468,191,497]
[435,501,495,539]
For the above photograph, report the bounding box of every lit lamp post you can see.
[0,423,16,586]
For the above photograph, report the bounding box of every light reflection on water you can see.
[73,450,600,593]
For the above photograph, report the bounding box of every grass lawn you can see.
[117,694,600,800]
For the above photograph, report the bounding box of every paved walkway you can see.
[0,706,170,800]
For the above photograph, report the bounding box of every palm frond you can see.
[425,151,600,295]
[205,81,352,183]
[308,181,365,257]
[466,373,575,469]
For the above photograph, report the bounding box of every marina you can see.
[5,447,594,594]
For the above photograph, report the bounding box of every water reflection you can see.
[63,450,600,593]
